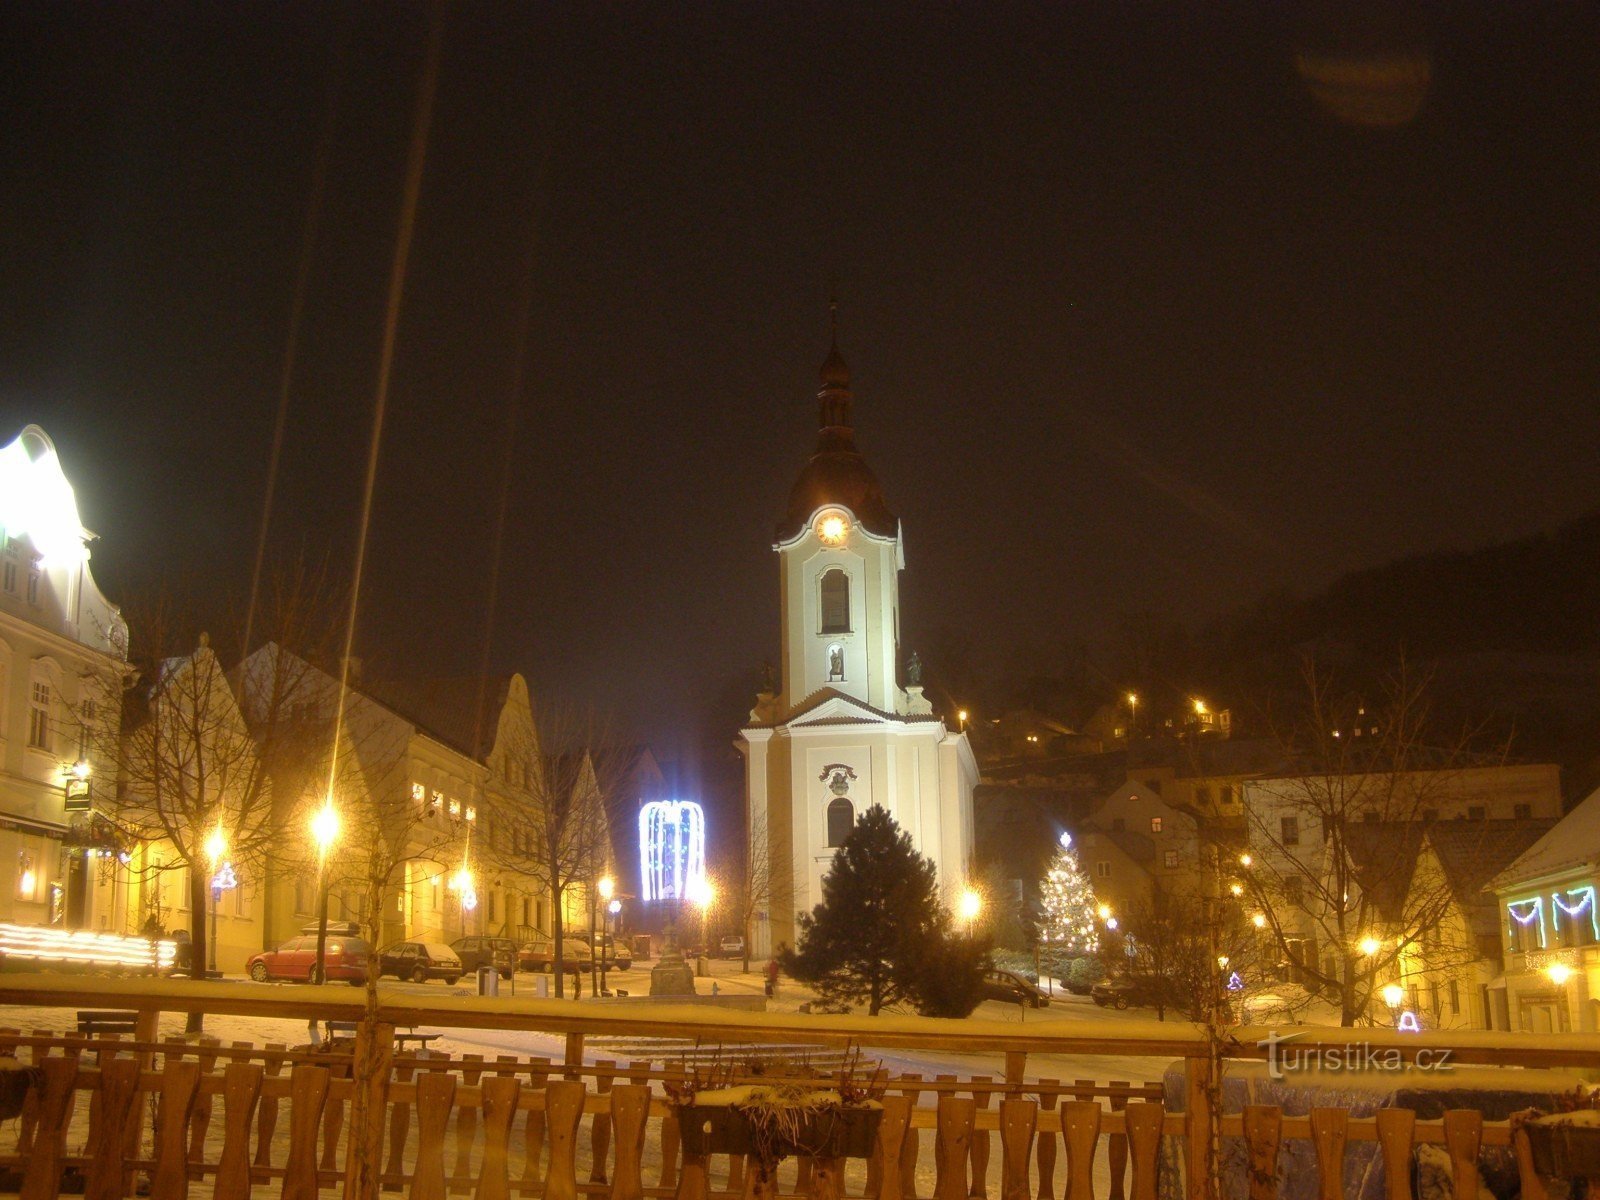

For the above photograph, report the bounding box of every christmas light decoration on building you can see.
[639,800,707,902]
[1507,897,1546,948]
[1551,886,1598,941]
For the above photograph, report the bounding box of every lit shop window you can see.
[16,852,39,902]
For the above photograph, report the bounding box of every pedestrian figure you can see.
[764,954,780,998]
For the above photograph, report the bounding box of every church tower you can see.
[739,320,977,958]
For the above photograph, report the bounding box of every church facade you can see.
[739,331,977,958]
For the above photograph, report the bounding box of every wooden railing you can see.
[1,976,1597,1200]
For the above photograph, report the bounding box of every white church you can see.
[739,328,977,957]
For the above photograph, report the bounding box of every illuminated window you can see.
[412,782,426,807]
[1095,861,1111,878]
[1164,850,1179,868]
[465,805,476,823]
[431,790,444,815]
[820,569,850,634]
[826,798,854,847]
[27,681,50,750]
[448,798,461,819]
[1150,817,1163,834]
[15,852,38,902]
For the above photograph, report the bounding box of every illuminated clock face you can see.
[816,512,850,546]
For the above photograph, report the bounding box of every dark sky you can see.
[3,2,1597,758]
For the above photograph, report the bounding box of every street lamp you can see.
[1127,692,1138,738]
[309,800,340,985]
[690,876,715,956]
[204,824,226,974]
[958,887,983,926]
[597,876,615,996]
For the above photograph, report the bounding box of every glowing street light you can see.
[1548,963,1572,986]
[1381,983,1405,1008]
[958,888,983,925]
[1097,903,1113,922]
[1251,913,1268,929]
[596,875,617,995]
[1239,853,1253,868]
[1229,883,1245,897]
[309,800,341,984]
[1359,936,1383,957]
[957,709,968,730]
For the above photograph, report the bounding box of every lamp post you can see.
[959,887,983,928]
[597,876,615,996]
[690,877,715,962]
[310,800,341,985]
[204,824,227,975]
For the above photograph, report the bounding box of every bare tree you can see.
[730,818,793,972]
[1240,656,1500,1026]
[480,698,619,999]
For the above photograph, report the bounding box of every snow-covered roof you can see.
[1493,785,1600,890]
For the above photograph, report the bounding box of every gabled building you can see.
[0,425,129,929]
[1491,784,1600,1034]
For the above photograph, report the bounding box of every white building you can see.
[0,425,129,929]
[739,333,977,957]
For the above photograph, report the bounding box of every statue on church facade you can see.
[906,650,923,686]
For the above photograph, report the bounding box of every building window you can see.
[1449,979,1460,1016]
[1196,786,1211,806]
[1221,785,1235,806]
[1150,817,1163,834]
[819,569,850,634]
[431,790,444,816]
[412,782,426,809]
[1513,803,1532,820]
[1280,816,1299,846]
[487,891,497,923]
[1163,850,1179,869]
[1467,806,1486,821]
[294,876,313,916]
[1095,860,1111,878]
[27,681,50,750]
[521,897,532,928]
[1408,984,1420,1013]
[1285,877,1304,904]
[26,570,39,606]
[826,798,854,848]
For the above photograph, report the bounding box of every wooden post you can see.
[283,1064,333,1200]
[563,1033,585,1078]
[149,1059,203,1199]
[408,1072,457,1200]
[1124,1102,1163,1200]
[1374,1109,1415,1200]
[214,1062,265,1198]
[477,1076,524,1200]
[970,1076,995,1200]
[998,1099,1037,1200]
[1183,1056,1216,1200]
[450,1053,486,1193]
[609,1084,652,1200]
[1035,1081,1060,1200]
[936,1097,977,1200]
[591,1059,616,1184]
[1443,1110,1483,1200]
[876,1095,913,1200]
[1107,1081,1130,1200]
[521,1056,552,1189]
[254,1043,287,1182]
[20,1053,82,1200]
[1309,1109,1347,1200]
[545,1079,588,1200]
[85,1056,142,1200]
[1059,1101,1099,1200]
[1241,1106,1282,1200]
[898,1074,926,1200]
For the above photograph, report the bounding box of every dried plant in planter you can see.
[1515,1086,1600,1186]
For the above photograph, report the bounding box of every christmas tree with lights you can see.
[1038,832,1100,954]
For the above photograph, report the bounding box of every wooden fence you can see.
[1,977,1596,1200]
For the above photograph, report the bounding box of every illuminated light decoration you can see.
[1548,963,1572,986]
[1507,898,1547,948]
[1227,972,1244,992]
[608,899,622,915]
[639,800,707,902]
[0,921,177,971]
[1551,887,1599,941]
[1105,917,1118,931]
[210,862,238,892]
[0,427,90,569]
[1397,1011,1421,1033]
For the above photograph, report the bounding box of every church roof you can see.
[774,328,898,542]
[745,686,941,731]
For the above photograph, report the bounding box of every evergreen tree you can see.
[780,804,985,1015]
[1038,832,1100,955]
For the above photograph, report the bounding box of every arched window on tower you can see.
[820,569,850,634]
[826,797,855,848]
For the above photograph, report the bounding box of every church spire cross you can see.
[817,301,853,431]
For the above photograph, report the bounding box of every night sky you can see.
[3,3,1597,760]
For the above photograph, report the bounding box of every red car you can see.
[247,934,370,985]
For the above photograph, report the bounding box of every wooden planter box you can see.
[677,1104,882,1160]
[1524,1120,1600,1181]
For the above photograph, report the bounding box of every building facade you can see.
[740,332,976,958]
[0,425,129,930]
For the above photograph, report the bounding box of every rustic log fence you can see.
[1,977,1596,1200]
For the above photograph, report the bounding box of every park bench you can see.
[75,1009,139,1037]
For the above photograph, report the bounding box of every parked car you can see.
[980,967,1050,1008]
[1090,974,1190,1012]
[588,934,633,971]
[518,935,591,973]
[718,934,745,960]
[247,935,370,985]
[451,935,518,980]
[377,941,463,984]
